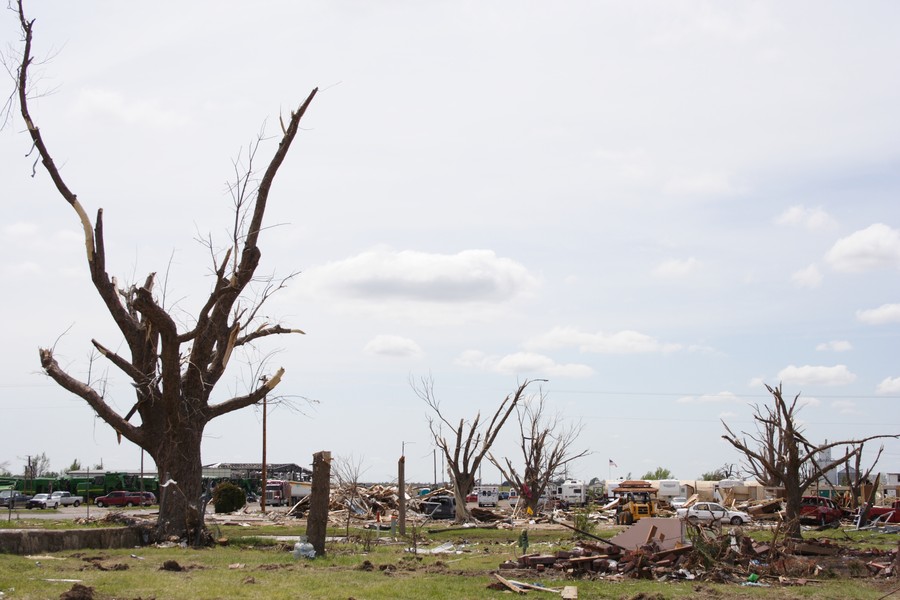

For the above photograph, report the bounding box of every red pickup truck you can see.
[865,500,900,524]
[94,491,145,508]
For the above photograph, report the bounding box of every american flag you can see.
[609,459,618,468]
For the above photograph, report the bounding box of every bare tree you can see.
[332,454,368,539]
[12,1,316,542]
[721,383,897,539]
[489,391,589,515]
[839,442,884,510]
[415,377,536,522]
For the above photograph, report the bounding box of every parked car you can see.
[50,491,83,507]
[676,502,751,525]
[0,490,32,508]
[499,491,510,501]
[93,491,145,508]
[670,496,688,509]
[138,492,157,506]
[26,493,60,509]
[799,496,844,525]
[465,492,477,503]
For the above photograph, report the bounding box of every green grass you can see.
[0,522,896,599]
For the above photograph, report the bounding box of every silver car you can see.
[676,501,751,525]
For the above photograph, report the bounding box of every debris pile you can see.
[501,521,899,584]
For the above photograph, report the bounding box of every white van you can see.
[477,486,499,507]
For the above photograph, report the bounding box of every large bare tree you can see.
[489,389,589,515]
[721,383,897,539]
[415,377,536,522]
[12,1,316,542]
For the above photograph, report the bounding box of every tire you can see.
[126,502,134,507]
[73,501,80,507]
[96,501,104,508]
[730,516,743,525]
[624,512,634,525]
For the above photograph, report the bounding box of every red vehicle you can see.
[865,500,900,524]
[799,496,845,525]
[465,492,477,503]
[94,491,145,508]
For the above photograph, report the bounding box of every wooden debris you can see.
[492,573,526,594]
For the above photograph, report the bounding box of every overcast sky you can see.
[2,2,898,485]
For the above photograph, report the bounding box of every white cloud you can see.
[830,400,859,415]
[677,391,740,404]
[652,257,700,279]
[825,223,900,272]
[455,350,593,378]
[363,335,424,359]
[525,326,682,354]
[876,377,900,395]
[774,205,838,231]
[1,261,42,277]
[777,364,856,387]
[856,303,900,325]
[791,264,822,288]
[3,222,39,237]
[663,173,740,197]
[815,340,852,352]
[303,247,539,305]
[796,396,821,409]
[74,88,189,129]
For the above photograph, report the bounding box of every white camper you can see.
[553,479,587,506]
[477,485,499,507]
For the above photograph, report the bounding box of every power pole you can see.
[260,376,268,514]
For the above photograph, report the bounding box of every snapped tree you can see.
[489,389,589,515]
[416,377,535,522]
[12,1,316,542]
[721,383,897,539]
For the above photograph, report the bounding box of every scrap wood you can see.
[682,494,699,509]
[493,573,527,594]
[505,580,563,593]
[560,586,578,599]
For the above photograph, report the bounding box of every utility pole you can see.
[260,375,268,514]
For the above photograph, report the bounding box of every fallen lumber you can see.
[493,573,526,594]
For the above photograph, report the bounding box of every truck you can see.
[864,500,900,524]
[50,491,84,507]
[477,485,499,507]
[421,495,456,519]
[264,480,292,507]
[551,479,587,507]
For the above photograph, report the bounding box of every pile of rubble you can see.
[499,518,900,584]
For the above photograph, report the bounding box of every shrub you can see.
[212,482,246,513]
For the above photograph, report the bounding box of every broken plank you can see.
[506,580,564,593]
[561,586,578,599]
[493,573,527,594]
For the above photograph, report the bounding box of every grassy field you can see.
[0,519,897,599]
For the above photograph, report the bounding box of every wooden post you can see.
[398,455,406,536]
[306,451,331,557]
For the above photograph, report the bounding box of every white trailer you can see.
[552,479,586,506]
[477,485,499,507]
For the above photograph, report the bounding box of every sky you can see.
[2,2,898,486]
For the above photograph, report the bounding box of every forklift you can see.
[613,480,658,525]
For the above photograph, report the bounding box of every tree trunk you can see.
[454,473,476,522]
[153,425,205,543]
[782,469,803,539]
[306,451,331,557]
